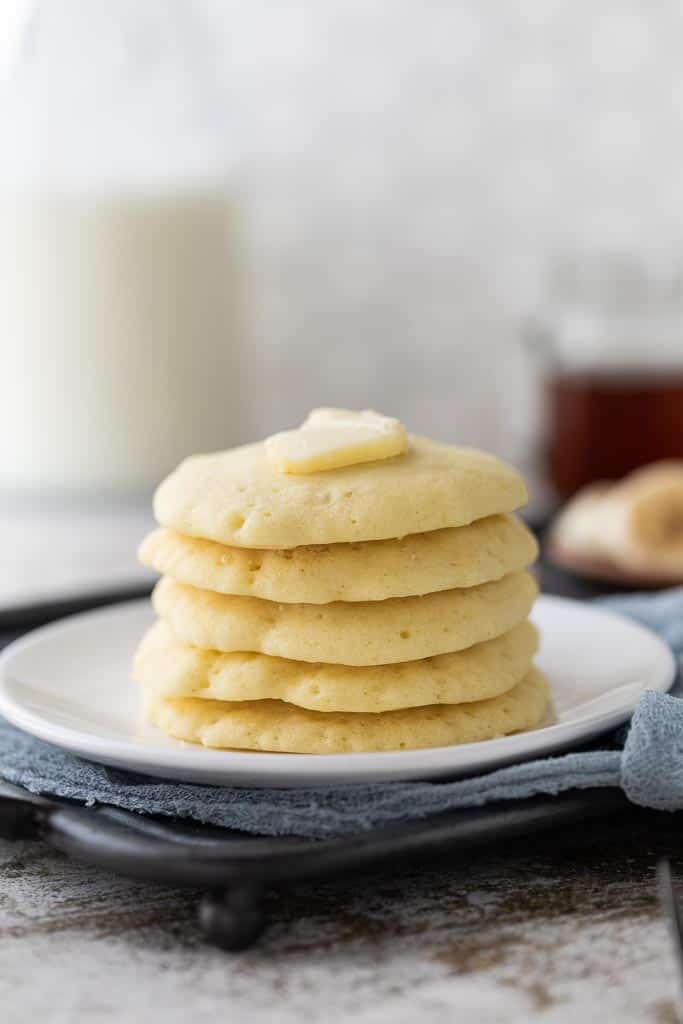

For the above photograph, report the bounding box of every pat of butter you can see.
[265,408,407,474]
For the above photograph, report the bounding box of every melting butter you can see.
[265,408,407,474]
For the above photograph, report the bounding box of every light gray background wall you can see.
[204,1,681,470]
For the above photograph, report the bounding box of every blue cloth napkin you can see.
[1,588,682,839]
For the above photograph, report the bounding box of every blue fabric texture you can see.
[0,587,682,839]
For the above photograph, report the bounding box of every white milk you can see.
[0,2,246,494]
[0,186,243,493]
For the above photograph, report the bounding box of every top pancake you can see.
[154,434,528,548]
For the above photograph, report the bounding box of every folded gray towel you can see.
[0,588,681,838]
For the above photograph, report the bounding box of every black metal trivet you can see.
[0,785,641,951]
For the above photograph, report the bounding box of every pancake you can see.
[139,514,538,603]
[144,666,550,753]
[134,619,539,712]
[151,571,538,666]
[153,434,528,548]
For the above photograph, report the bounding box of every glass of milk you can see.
[0,0,246,495]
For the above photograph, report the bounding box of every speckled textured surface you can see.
[2,811,682,1023]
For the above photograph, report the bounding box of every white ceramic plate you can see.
[0,596,675,788]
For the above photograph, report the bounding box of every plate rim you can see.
[0,594,676,785]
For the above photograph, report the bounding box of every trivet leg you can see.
[198,884,267,951]
[0,796,41,840]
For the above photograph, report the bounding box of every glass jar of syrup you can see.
[532,249,683,500]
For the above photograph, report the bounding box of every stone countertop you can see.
[1,809,681,1024]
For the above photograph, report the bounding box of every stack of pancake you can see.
[134,415,548,753]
